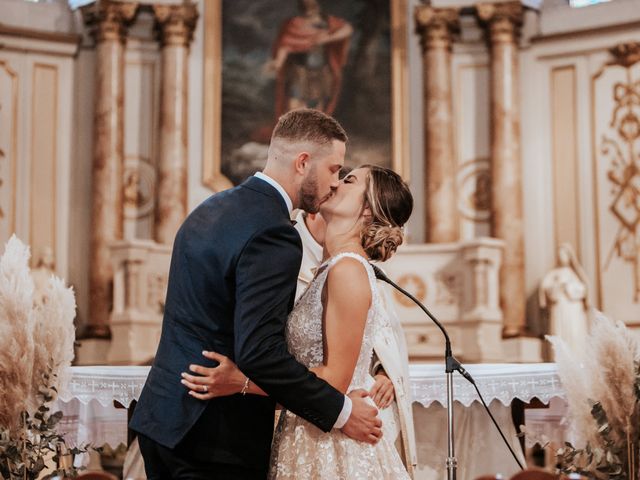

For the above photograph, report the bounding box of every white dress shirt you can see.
[253,173,352,429]
[294,211,324,302]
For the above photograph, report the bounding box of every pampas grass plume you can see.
[0,235,76,431]
[548,309,640,474]
[0,235,37,429]
[588,312,639,444]
[546,334,598,448]
[32,275,77,400]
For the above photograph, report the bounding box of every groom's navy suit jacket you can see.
[129,176,344,469]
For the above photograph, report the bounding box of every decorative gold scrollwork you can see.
[601,52,640,300]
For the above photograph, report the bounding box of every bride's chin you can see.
[319,201,335,218]
[318,204,330,217]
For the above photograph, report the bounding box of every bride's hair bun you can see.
[361,224,404,262]
[358,165,413,262]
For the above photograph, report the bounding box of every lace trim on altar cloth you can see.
[60,366,151,407]
[409,363,564,407]
[61,363,564,408]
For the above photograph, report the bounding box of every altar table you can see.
[57,363,565,480]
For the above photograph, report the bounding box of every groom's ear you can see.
[294,152,310,175]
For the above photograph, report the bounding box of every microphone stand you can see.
[370,264,525,478]
[371,264,469,480]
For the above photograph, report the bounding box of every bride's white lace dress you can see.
[269,253,410,479]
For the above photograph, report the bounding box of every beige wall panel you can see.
[30,63,57,260]
[124,43,160,241]
[593,60,640,324]
[550,65,580,257]
[0,59,18,245]
[521,26,640,325]
[452,56,491,240]
[124,55,157,160]
[0,45,74,280]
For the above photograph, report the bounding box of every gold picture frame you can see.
[202,0,410,192]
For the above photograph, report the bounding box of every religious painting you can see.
[202,0,408,191]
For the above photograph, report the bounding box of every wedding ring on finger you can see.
[202,385,208,393]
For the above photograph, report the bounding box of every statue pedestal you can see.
[502,336,543,363]
[382,237,505,362]
[107,239,172,365]
[75,338,111,365]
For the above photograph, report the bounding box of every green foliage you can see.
[550,361,640,479]
[0,369,87,480]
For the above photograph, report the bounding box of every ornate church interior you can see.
[1,0,640,478]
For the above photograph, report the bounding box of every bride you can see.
[182,165,413,479]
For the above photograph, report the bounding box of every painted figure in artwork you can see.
[267,0,353,117]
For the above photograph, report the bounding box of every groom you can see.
[129,109,382,479]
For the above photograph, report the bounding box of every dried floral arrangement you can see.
[536,311,640,479]
[0,235,84,479]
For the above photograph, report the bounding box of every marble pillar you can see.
[477,1,526,337]
[152,4,198,245]
[82,0,138,339]
[415,6,460,243]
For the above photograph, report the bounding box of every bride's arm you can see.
[181,350,268,398]
[309,258,371,394]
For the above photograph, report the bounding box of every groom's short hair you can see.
[271,109,348,146]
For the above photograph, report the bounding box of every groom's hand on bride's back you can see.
[341,389,383,445]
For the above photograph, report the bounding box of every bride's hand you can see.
[181,351,246,400]
[370,372,395,409]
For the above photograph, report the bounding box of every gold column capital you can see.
[153,4,199,47]
[476,1,523,43]
[610,42,640,68]
[414,6,459,52]
[82,0,138,44]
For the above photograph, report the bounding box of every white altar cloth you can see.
[58,363,565,480]
[407,363,563,479]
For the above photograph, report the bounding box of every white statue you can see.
[32,247,55,306]
[539,243,590,354]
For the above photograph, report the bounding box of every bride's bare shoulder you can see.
[326,256,372,305]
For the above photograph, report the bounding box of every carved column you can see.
[415,6,460,243]
[82,0,138,339]
[152,4,198,245]
[477,1,526,337]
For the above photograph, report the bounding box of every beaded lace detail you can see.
[269,252,410,479]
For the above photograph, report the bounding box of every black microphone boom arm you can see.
[369,262,525,474]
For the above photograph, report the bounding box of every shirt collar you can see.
[294,211,323,263]
[254,172,293,215]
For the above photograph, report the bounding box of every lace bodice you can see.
[285,252,381,390]
[270,252,410,479]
